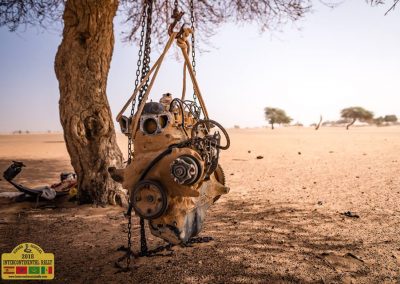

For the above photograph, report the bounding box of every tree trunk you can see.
[55,0,126,206]
[315,115,322,130]
[346,118,356,130]
[271,123,274,130]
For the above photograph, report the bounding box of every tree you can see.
[340,107,374,130]
[264,107,292,129]
[374,116,384,126]
[55,0,126,206]
[384,114,398,124]
[315,115,323,130]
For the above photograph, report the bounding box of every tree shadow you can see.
[0,197,370,283]
[0,165,370,283]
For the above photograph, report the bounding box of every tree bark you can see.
[346,118,356,130]
[55,0,126,206]
[271,123,274,130]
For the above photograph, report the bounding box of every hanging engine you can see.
[110,6,230,249]
[110,94,230,244]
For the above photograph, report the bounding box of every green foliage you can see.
[374,116,384,126]
[383,114,398,123]
[264,107,292,129]
[340,107,374,122]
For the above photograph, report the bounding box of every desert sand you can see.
[0,127,399,283]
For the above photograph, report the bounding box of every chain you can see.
[140,217,148,255]
[190,0,198,105]
[126,205,132,269]
[165,0,169,30]
[124,0,153,270]
[127,0,153,164]
[127,1,148,164]
[137,0,153,106]
[187,236,213,244]
[131,3,148,116]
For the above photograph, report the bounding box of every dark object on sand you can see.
[341,211,360,218]
[256,156,264,159]
[3,161,77,201]
[3,161,25,181]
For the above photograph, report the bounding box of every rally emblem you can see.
[1,243,54,280]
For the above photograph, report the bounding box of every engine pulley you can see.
[131,180,168,220]
[170,155,201,185]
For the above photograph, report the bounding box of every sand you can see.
[0,127,399,283]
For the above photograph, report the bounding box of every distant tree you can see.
[340,107,374,130]
[321,120,333,126]
[233,125,240,129]
[335,118,352,125]
[264,107,292,129]
[384,114,398,124]
[315,115,323,130]
[374,116,384,126]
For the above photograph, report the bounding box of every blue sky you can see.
[0,1,399,132]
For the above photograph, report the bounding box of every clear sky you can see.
[0,1,399,132]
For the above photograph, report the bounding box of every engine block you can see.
[110,94,230,244]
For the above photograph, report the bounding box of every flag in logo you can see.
[28,266,40,274]
[41,266,53,274]
[2,267,14,275]
[15,266,27,274]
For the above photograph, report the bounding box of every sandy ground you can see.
[0,127,399,283]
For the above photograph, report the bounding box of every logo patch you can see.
[1,243,54,280]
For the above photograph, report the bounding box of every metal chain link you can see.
[137,0,153,106]
[127,2,148,164]
[165,0,169,30]
[140,217,148,255]
[126,207,132,268]
[125,0,153,271]
[190,0,198,105]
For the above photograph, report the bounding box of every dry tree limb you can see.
[2,0,397,47]
[367,0,400,14]
[384,0,400,15]
[1,0,312,47]
[0,0,64,32]
[120,0,312,48]
[315,115,323,130]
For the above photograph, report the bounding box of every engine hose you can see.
[139,140,191,181]
[182,100,201,119]
[191,119,230,150]
[170,98,188,137]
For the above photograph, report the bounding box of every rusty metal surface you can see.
[113,95,229,244]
